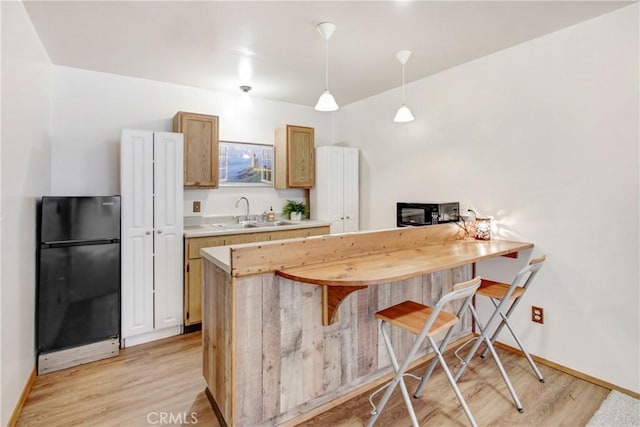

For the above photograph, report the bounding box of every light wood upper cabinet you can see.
[173,112,219,188]
[275,125,315,189]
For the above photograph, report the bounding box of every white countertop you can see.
[184,219,331,238]
[200,246,232,273]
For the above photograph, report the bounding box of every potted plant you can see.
[282,199,309,221]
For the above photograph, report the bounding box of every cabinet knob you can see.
[157,230,163,234]
[346,216,350,219]
[340,217,344,220]
[146,231,151,235]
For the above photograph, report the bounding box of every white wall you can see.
[335,5,639,392]
[51,67,332,218]
[0,1,52,424]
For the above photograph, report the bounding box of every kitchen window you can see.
[218,141,273,186]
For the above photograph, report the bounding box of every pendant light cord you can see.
[402,62,406,104]
[325,38,329,90]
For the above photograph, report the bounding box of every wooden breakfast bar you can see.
[200,224,533,426]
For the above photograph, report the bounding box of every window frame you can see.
[218,140,274,187]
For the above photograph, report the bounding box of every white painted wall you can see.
[0,2,52,424]
[335,5,639,392]
[51,67,332,218]
[8,2,637,415]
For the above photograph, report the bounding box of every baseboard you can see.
[7,367,36,427]
[491,340,640,399]
[121,325,183,348]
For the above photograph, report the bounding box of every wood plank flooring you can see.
[17,331,608,426]
[17,332,216,427]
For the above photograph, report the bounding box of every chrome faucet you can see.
[235,197,250,220]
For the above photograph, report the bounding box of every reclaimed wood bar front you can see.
[200,224,533,426]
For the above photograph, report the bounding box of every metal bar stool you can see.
[476,255,546,382]
[423,256,546,414]
[366,277,482,427]
[413,277,525,413]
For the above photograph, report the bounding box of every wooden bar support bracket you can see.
[322,285,367,326]
[501,251,519,258]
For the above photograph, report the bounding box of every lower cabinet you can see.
[183,226,329,326]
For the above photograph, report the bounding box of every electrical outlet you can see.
[532,306,544,324]
[193,201,201,213]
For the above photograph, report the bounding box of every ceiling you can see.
[23,1,634,107]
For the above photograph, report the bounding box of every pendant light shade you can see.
[394,104,415,123]
[315,90,339,111]
[394,50,414,123]
[315,22,339,112]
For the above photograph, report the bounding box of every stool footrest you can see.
[369,373,422,415]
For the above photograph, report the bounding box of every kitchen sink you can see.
[211,220,294,230]
[211,223,253,230]
[247,221,292,228]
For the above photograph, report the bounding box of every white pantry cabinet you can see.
[311,146,359,233]
[120,130,184,347]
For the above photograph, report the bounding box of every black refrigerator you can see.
[37,196,121,373]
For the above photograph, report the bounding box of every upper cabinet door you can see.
[275,125,315,189]
[173,112,219,188]
[287,125,315,188]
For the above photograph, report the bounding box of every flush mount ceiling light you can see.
[239,85,252,107]
[314,22,339,112]
[394,50,415,123]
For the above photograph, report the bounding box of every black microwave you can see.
[397,202,460,227]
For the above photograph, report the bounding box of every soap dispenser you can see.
[267,206,276,222]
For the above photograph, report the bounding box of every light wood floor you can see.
[18,331,608,426]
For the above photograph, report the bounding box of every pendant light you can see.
[394,50,415,123]
[315,22,339,112]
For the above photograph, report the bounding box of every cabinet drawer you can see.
[307,226,330,237]
[187,236,226,259]
[268,226,329,241]
[268,229,307,241]
[224,233,267,245]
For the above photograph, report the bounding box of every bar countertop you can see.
[276,239,533,287]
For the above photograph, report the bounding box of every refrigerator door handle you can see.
[42,238,120,248]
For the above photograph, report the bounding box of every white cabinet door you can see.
[326,147,345,234]
[121,130,154,338]
[311,146,359,234]
[153,132,184,329]
[342,147,359,232]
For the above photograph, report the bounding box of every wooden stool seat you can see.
[367,277,482,427]
[477,279,525,300]
[375,300,458,336]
